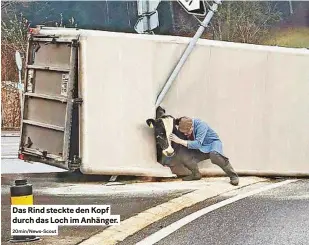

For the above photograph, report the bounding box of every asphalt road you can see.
[0,134,190,244]
[3,133,307,245]
[1,174,194,245]
[122,179,309,245]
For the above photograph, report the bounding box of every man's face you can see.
[180,126,193,136]
[178,117,193,137]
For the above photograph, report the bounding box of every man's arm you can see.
[170,135,188,147]
[171,121,208,150]
[187,122,208,150]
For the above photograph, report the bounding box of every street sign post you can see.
[15,51,24,91]
[15,50,24,121]
[134,11,159,34]
[135,0,161,34]
[177,0,206,16]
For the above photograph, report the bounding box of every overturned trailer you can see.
[18,27,309,177]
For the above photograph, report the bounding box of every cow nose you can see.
[166,152,174,157]
[163,148,174,157]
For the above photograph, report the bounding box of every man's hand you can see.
[170,134,188,147]
[170,134,182,144]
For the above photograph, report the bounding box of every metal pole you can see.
[146,0,151,32]
[288,1,293,15]
[18,70,23,124]
[155,0,221,107]
[18,70,22,86]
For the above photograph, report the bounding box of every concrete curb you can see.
[1,131,20,137]
[79,177,267,245]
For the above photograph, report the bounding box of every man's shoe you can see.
[182,172,202,181]
[182,162,202,181]
[214,160,239,186]
[230,176,239,186]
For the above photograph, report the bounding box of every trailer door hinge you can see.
[72,98,83,104]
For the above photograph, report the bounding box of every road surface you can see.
[2,173,203,244]
[1,133,190,244]
[121,179,308,245]
[2,132,306,245]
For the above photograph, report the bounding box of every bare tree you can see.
[1,2,77,129]
[209,2,282,44]
[171,1,282,44]
[1,8,29,129]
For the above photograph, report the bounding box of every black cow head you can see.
[146,106,175,157]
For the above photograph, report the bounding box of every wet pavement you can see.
[1,173,191,245]
[122,179,309,245]
[1,133,191,244]
[3,132,290,245]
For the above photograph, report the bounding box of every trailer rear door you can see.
[19,35,79,170]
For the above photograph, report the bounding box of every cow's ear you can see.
[156,106,166,119]
[146,119,155,128]
[157,106,165,113]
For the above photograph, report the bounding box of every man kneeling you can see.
[170,117,239,186]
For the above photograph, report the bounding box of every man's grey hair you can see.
[178,117,193,133]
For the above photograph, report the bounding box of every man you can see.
[170,117,239,186]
